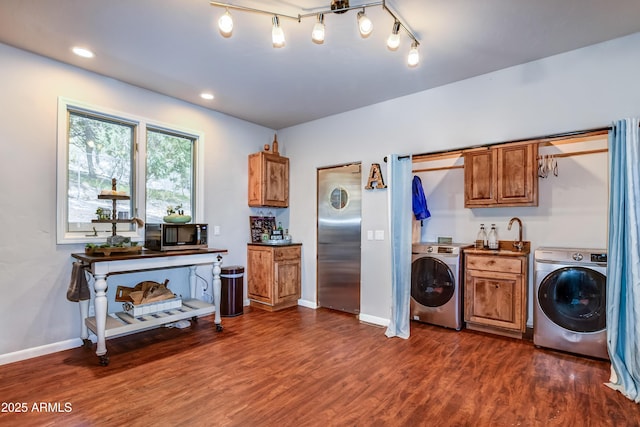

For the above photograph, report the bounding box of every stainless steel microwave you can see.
[144,223,208,251]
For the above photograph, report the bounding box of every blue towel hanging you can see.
[412,175,431,226]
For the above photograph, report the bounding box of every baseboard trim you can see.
[0,338,88,366]
[358,313,389,327]
[297,299,318,309]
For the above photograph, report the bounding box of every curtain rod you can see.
[383,155,410,163]
[411,126,611,160]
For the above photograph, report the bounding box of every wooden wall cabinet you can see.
[248,152,289,207]
[247,244,301,311]
[464,252,528,339]
[464,142,538,207]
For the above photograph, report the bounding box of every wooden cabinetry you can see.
[247,243,301,311]
[464,251,528,338]
[248,151,289,207]
[464,142,538,207]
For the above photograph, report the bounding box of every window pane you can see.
[67,111,134,234]
[146,129,195,224]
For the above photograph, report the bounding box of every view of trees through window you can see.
[66,109,195,237]
[67,111,134,234]
[146,129,194,224]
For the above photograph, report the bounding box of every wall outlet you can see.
[88,304,95,317]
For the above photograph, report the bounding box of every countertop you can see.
[248,241,302,247]
[464,240,531,257]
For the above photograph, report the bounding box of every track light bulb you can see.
[387,21,401,50]
[408,41,419,67]
[357,10,372,37]
[218,10,233,37]
[272,16,285,48]
[312,13,325,44]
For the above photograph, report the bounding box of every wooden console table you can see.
[71,248,227,366]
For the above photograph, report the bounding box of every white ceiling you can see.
[2,0,640,130]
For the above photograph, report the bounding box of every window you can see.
[57,98,204,244]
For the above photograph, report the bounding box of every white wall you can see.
[0,43,275,362]
[281,32,640,325]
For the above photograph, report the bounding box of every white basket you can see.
[123,297,182,317]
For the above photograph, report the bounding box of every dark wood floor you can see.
[1,307,637,427]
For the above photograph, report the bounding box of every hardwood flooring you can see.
[0,307,637,427]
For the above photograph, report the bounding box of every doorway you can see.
[317,163,362,314]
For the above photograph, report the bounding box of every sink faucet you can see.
[508,217,524,250]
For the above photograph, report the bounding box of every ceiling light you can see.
[200,93,214,100]
[209,1,420,68]
[387,21,401,51]
[357,10,372,37]
[272,16,285,48]
[311,13,325,44]
[408,41,420,67]
[72,47,94,58]
[218,10,233,37]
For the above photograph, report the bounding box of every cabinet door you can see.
[247,247,273,304]
[263,155,289,207]
[465,269,523,331]
[248,153,263,207]
[275,259,300,304]
[496,143,538,206]
[464,149,497,207]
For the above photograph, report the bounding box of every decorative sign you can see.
[249,216,276,242]
[364,163,387,190]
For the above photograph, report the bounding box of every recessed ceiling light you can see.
[72,47,95,58]
[200,93,214,100]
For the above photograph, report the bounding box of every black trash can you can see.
[220,266,244,317]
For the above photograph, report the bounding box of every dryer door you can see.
[538,267,606,333]
[411,257,455,308]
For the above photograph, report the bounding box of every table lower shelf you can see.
[85,298,215,339]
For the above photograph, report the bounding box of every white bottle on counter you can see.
[476,224,487,249]
[488,224,498,249]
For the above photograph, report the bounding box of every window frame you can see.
[56,97,205,245]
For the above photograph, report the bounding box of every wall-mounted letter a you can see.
[364,163,387,189]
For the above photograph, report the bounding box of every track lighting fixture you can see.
[357,9,373,37]
[387,20,401,50]
[312,13,325,44]
[407,41,420,67]
[272,16,285,48]
[217,9,233,37]
[209,0,421,68]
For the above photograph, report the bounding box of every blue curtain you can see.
[385,154,413,339]
[607,118,640,403]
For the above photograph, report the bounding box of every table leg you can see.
[79,299,91,348]
[212,255,223,331]
[189,266,196,298]
[93,274,109,366]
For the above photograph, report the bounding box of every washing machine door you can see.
[538,267,606,333]
[411,257,455,307]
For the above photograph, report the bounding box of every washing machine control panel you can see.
[591,253,607,263]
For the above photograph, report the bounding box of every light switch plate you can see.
[213,225,220,235]
[374,230,384,240]
[367,230,374,240]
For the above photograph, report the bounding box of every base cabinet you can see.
[247,244,301,311]
[464,252,528,338]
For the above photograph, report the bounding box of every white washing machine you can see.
[410,243,471,330]
[534,247,608,360]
